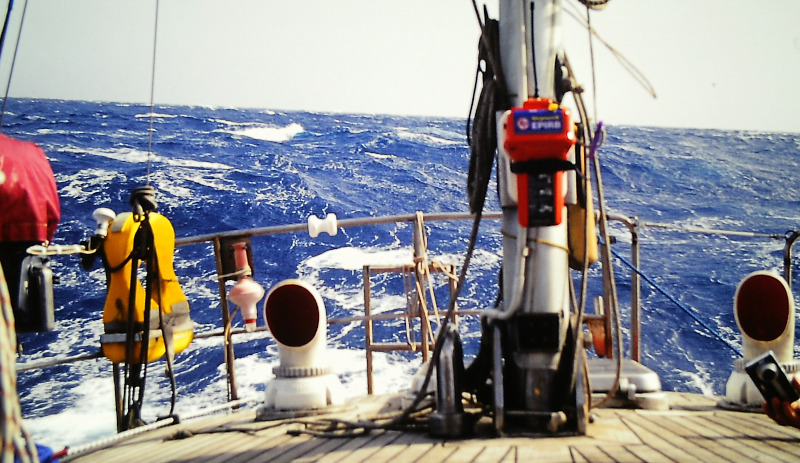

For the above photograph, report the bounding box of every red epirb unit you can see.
[503,98,575,227]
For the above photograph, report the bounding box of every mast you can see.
[492,0,584,433]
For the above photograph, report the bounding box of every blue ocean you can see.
[4,98,799,449]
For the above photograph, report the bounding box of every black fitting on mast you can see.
[130,185,158,222]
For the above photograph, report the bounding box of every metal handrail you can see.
[174,211,502,246]
[605,214,641,361]
[604,214,796,363]
[16,210,799,403]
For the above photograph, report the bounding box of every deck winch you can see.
[259,279,343,413]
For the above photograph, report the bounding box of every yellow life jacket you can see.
[100,212,193,364]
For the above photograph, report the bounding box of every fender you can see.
[100,212,193,364]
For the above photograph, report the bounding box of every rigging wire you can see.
[0,0,27,129]
[563,55,593,337]
[563,2,656,99]
[145,0,160,185]
[291,1,499,436]
[561,0,628,409]
[584,3,599,124]
[0,0,13,57]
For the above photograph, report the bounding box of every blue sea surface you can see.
[3,98,799,448]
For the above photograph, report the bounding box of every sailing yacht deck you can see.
[64,392,800,462]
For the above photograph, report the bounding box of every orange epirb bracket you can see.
[503,98,576,227]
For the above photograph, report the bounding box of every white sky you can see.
[1,0,799,133]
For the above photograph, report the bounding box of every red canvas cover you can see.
[0,134,60,242]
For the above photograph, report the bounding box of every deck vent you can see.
[721,271,798,410]
[261,279,343,411]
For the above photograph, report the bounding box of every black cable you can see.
[0,0,27,128]
[530,2,539,98]
[0,0,16,63]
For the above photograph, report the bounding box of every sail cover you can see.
[0,133,60,242]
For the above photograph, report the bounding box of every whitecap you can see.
[59,146,232,170]
[60,145,150,163]
[365,151,392,159]
[162,158,233,170]
[134,112,177,118]
[304,246,413,271]
[395,128,461,146]
[221,123,304,143]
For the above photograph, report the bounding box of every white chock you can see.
[307,213,338,238]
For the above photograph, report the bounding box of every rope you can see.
[401,268,416,350]
[603,238,742,356]
[1,266,38,463]
[217,268,252,280]
[466,0,508,214]
[292,202,487,437]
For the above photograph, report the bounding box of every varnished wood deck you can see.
[63,392,800,462]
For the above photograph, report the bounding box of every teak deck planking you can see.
[64,392,800,463]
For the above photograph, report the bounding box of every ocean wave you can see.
[365,151,392,159]
[7,99,800,450]
[58,145,232,170]
[304,246,414,271]
[135,112,178,118]
[57,168,122,203]
[219,122,304,143]
[395,127,461,146]
[24,376,116,449]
